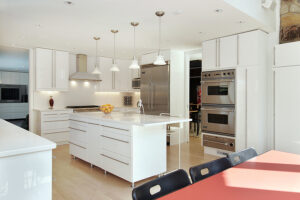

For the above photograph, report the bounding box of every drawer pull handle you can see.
[101,135,129,143]
[69,142,87,149]
[44,130,69,134]
[70,127,86,132]
[101,154,129,165]
[70,119,99,126]
[102,125,129,132]
[44,120,69,122]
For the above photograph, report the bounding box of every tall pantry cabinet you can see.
[274,42,300,154]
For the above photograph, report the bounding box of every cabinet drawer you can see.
[70,120,88,132]
[102,125,130,137]
[42,120,69,130]
[203,134,235,152]
[70,129,87,148]
[43,131,69,143]
[101,134,131,157]
[101,150,131,181]
[69,143,87,161]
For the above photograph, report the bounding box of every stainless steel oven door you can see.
[202,80,235,105]
[201,106,235,136]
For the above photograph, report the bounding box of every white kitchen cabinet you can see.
[38,109,72,144]
[202,39,217,71]
[275,41,300,67]
[0,72,29,85]
[219,35,238,68]
[99,57,113,91]
[35,48,70,91]
[54,51,69,91]
[115,59,132,91]
[238,30,267,67]
[36,48,53,90]
[274,66,300,154]
[0,103,29,119]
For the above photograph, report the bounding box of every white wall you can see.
[224,0,276,32]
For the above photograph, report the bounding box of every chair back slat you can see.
[132,169,191,200]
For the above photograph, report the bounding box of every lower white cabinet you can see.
[0,103,29,119]
[38,109,72,144]
[69,114,166,185]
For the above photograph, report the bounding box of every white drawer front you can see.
[101,150,131,181]
[70,129,87,148]
[43,131,69,143]
[42,120,69,130]
[101,134,131,158]
[70,120,87,132]
[102,125,130,137]
[69,143,87,161]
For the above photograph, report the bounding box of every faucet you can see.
[137,99,144,114]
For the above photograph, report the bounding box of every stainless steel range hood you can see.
[69,54,101,81]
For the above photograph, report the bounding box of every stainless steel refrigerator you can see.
[140,64,170,115]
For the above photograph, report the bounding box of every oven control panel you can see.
[202,69,235,80]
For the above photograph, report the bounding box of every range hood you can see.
[69,54,101,81]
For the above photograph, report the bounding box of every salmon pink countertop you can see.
[159,150,300,200]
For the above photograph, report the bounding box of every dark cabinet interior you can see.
[189,60,202,104]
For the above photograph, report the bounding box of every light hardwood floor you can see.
[52,136,217,200]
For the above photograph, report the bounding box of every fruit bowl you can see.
[100,104,114,114]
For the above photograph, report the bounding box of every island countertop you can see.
[0,119,56,158]
[71,112,191,126]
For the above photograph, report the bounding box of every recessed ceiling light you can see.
[214,9,223,13]
[64,1,74,6]
[237,21,245,24]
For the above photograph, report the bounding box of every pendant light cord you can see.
[95,39,98,67]
[113,33,116,64]
[158,16,161,55]
[133,26,136,59]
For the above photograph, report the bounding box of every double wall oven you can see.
[201,69,236,152]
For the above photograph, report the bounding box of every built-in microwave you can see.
[201,106,235,136]
[201,70,235,105]
[0,84,28,103]
[132,78,140,89]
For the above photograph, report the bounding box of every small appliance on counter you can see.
[66,105,100,112]
[123,96,132,106]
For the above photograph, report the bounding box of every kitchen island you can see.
[0,119,56,200]
[69,112,190,187]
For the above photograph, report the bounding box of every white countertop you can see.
[0,119,56,158]
[34,108,73,112]
[71,112,191,126]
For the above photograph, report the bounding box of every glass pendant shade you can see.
[92,65,101,74]
[92,37,101,74]
[154,55,166,65]
[129,59,140,69]
[110,63,120,72]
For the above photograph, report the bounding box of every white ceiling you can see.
[0,46,29,72]
[0,0,263,59]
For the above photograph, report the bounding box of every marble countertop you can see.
[71,112,191,126]
[0,119,56,158]
[34,108,73,112]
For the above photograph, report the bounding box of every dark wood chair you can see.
[189,157,231,183]
[132,169,191,200]
[227,147,258,166]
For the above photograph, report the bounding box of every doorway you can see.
[0,46,30,130]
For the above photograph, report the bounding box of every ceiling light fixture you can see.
[92,37,101,74]
[110,29,120,72]
[129,22,140,69]
[214,9,223,13]
[154,11,166,66]
[64,1,74,6]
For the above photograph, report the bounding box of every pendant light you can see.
[129,22,140,69]
[92,37,101,74]
[110,29,120,72]
[154,11,166,65]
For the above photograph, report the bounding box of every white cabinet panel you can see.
[202,39,217,71]
[54,51,69,91]
[36,48,53,90]
[219,35,238,68]
[275,42,300,67]
[275,66,300,154]
[115,59,131,91]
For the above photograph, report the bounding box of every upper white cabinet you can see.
[275,41,300,67]
[54,51,69,90]
[219,35,238,68]
[238,30,267,67]
[115,59,132,91]
[36,48,53,90]
[35,48,69,91]
[99,57,113,91]
[202,30,267,71]
[0,72,28,85]
[202,39,217,70]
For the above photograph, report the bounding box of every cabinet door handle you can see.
[70,127,86,132]
[102,125,129,131]
[101,154,129,165]
[101,135,129,144]
[44,120,69,122]
[69,142,86,149]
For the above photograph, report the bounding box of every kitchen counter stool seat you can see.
[132,169,191,200]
